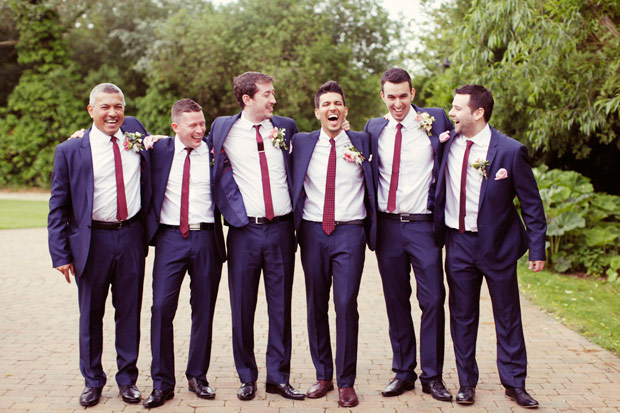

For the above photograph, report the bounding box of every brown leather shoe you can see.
[306,380,334,398]
[338,387,359,408]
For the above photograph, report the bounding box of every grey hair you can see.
[89,83,125,106]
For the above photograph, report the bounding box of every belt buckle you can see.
[117,220,124,229]
[399,214,409,222]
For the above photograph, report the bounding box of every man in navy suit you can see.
[291,81,376,408]
[364,68,454,401]
[142,99,226,408]
[435,85,546,408]
[207,72,304,401]
[48,83,151,407]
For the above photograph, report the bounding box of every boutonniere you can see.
[123,132,145,152]
[471,158,489,179]
[210,147,214,166]
[270,127,288,150]
[416,112,435,136]
[343,145,366,165]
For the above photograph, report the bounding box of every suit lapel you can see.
[271,117,295,192]
[299,131,320,177]
[213,113,240,168]
[478,127,499,211]
[80,130,94,218]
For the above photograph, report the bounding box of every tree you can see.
[415,0,620,194]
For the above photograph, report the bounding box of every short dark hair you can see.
[314,80,346,108]
[233,72,274,109]
[380,68,412,91]
[171,99,202,122]
[454,84,494,122]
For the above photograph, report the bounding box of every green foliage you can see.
[0,1,87,187]
[533,166,620,280]
[416,0,620,194]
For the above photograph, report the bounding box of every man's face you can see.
[315,92,348,138]
[449,93,480,137]
[381,81,414,122]
[172,110,206,149]
[243,82,276,122]
[87,92,125,136]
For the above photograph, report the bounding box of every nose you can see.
[448,108,455,117]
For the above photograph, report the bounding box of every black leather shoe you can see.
[143,389,174,409]
[266,382,306,400]
[79,386,102,407]
[456,386,475,404]
[119,384,141,404]
[505,387,539,408]
[422,379,452,402]
[381,378,415,397]
[188,377,215,399]
[237,382,256,401]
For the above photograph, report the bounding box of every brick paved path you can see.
[1,225,619,412]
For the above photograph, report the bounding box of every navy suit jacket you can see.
[208,113,298,227]
[434,126,547,268]
[290,130,377,251]
[364,104,453,216]
[145,136,226,262]
[48,116,151,277]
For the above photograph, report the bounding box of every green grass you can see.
[0,199,48,229]
[518,263,620,357]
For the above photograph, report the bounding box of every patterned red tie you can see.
[459,139,474,233]
[387,123,403,213]
[180,147,192,238]
[110,136,128,221]
[254,125,275,220]
[323,138,336,235]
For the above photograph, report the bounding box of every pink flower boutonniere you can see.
[416,112,435,136]
[270,127,288,150]
[471,158,489,179]
[123,132,145,152]
[343,145,366,165]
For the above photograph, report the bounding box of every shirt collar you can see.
[174,135,207,154]
[91,123,123,142]
[387,106,417,130]
[466,123,491,146]
[319,128,347,144]
[240,112,271,131]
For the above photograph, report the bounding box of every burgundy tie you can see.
[254,125,275,220]
[387,123,403,213]
[459,139,474,233]
[323,138,336,235]
[110,136,128,221]
[180,147,192,238]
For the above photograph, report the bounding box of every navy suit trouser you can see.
[76,220,145,388]
[445,228,527,389]
[299,221,366,388]
[226,220,295,384]
[150,227,222,391]
[375,217,445,383]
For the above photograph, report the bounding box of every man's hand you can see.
[68,129,85,140]
[341,119,350,132]
[56,263,75,283]
[143,135,166,150]
[528,260,545,273]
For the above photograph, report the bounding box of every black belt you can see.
[247,213,293,224]
[92,214,140,229]
[379,212,433,222]
[160,223,214,231]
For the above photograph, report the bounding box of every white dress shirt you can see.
[302,129,366,222]
[90,124,141,221]
[377,110,434,214]
[159,137,214,225]
[223,113,292,217]
[444,124,492,232]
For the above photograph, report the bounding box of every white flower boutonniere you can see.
[416,112,435,136]
[471,158,489,179]
[343,145,366,165]
[123,132,145,152]
[270,127,288,150]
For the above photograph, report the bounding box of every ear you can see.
[343,106,349,118]
[380,90,385,100]
[87,105,94,119]
[314,107,320,120]
[171,122,179,134]
[411,88,416,100]
[473,108,485,121]
[242,94,252,107]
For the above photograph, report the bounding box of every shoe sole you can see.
[121,396,141,404]
[456,399,474,404]
[422,388,453,402]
